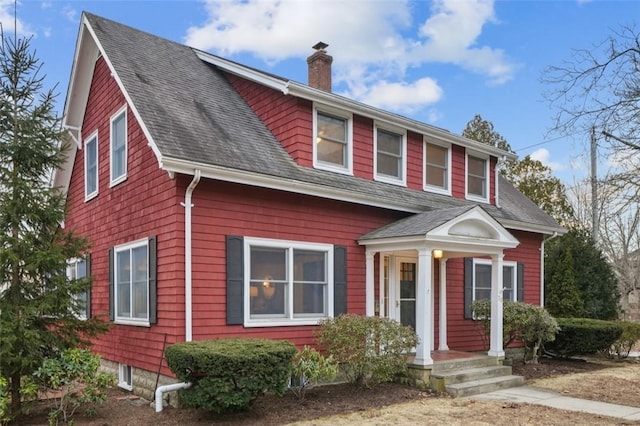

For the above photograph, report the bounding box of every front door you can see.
[393,258,417,331]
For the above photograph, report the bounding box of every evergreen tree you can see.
[544,248,584,318]
[0,34,108,418]
[545,229,620,320]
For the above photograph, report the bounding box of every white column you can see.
[378,253,385,318]
[365,251,375,317]
[431,259,435,351]
[438,258,449,351]
[488,253,505,357]
[414,248,433,366]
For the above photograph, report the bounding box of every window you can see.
[118,364,132,391]
[110,106,127,185]
[464,258,523,318]
[110,237,157,326]
[314,108,352,173]
[67,257,90,319]
[244,238,333,326]
[424,142,450,193]
[375,126,405,184]
[84,132,98,200]
[467,154,488,200]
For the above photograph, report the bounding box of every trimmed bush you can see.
[544,318,623,358]
[471,300,558,363]
[165,338,296,413]
[316,314,418,387]
[609,321,640,360]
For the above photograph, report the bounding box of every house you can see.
[54,12,564,398]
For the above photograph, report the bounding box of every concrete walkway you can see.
[471,386,640,421]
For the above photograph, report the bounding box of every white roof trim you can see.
[194,50,516,162]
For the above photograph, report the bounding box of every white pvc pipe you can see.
[183,170,201,342]
[155,382,191,412]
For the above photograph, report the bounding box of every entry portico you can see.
[358,205,519,366]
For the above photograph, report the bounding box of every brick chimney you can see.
[307,42,332,92]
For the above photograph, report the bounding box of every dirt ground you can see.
[17,356,640,426]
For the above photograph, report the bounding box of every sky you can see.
[7,0,640,186]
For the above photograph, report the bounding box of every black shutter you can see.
[108,247,114,321]
[148,236,158,324]
[85,253,92,319]
[226,236,244,325]
[333,246,347,316]
[517,262,525,302]
[464,257,473,319]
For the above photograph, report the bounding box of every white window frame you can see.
[243,237,334,327]
[374,122,407,186]
[84,130,98,201]
[312,104,353,175]
[67,258,88,320]
[472,259,518,302]
[113,238,150,327]
[118,363,133,391]
[423,139,452,195]
[465,151,490,203]
[109,105,128,186]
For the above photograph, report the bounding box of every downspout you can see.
[155,382,191,412]
[182,170,201,342]
[540,232,559,307]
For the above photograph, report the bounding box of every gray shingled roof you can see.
[84,13,564,235]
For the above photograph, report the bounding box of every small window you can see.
[67,257,89,319]
[314,108,352,173]
[84,132,98,200]
[473,260,519,303]
[110,106,127,185]
[245,238,333,326]
[118,364,132,391]
[113,239,149,325]
[467,154,488,200]
[424,142,450,193]
[375,126,405,184]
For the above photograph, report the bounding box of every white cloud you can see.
[0,0,32,37]
[184,0,514,111]
[61,5,76,23]
[530,148,566,172]
[359,78,443,112]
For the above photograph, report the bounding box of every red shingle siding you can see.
[189,179,408,347]
[225,73,314,167]
[406,131,424,190]
[353,115,374,179]
[451,145,466,198]
[64,57,183,375]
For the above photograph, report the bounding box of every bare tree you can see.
[543,24,640,151]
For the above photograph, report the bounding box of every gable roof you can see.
[55,12,564,236]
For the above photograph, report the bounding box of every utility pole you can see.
[591,126,598,243]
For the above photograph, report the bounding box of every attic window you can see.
[375,125,406,185]
[110,106,127,186]
[466,153,488,202]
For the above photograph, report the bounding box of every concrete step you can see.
[430,365,513,390]
[432,355,501,372]
[445,375,525,398]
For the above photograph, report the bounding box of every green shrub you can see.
[0,376,9,425]
[165,338,296,413]
[544,318,624,358]
[316,314,418,387]
[471,300,558,363]
[609,321,640,360]
[33,349,115,425]
[290,346,338,401]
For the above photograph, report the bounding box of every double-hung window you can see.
[67,257,90,319]
[424,141,450,194]
[110,106,127,185]
[375,125,405,184]
[244,238,333,326]
[84,132,98,200]
[464,258,523,318]
[314,107,352,173]
[113,239,150,325]
[467,153,488,201]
